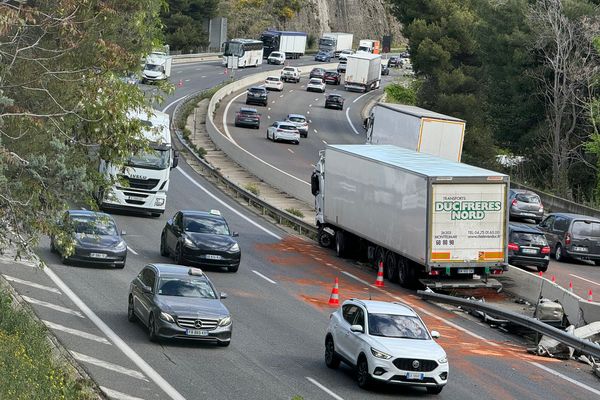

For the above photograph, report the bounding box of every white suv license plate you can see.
[185,329,209,336]
[205,254,222,260]
[90,253,107,258]
[406,372,424,380]
[458,268,474,274]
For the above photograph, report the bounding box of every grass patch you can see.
[384,79,420,105]
[0,292,97,399]
[244,183,260,196]
[285,208,304,218]
[174,81,230,131]
[180,128,207,158]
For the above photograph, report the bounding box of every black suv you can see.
[538,213,600,264]
[508,223,550,272]
[246,86,268,106]
[325,94,344,110]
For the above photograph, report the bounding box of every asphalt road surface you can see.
[1,59,599,400]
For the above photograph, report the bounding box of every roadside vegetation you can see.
[0,292,97,399]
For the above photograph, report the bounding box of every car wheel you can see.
[295,141,299,145]
[554,244,564,262]
[227,264,239,273]
[160,232,169,257]
[385,251,400,283]
[427,386,444,395]
[538,265,548,272]
[234,122,239,127]
[356,355,371,389]
[175,244,184,265]
[217,340,231,347]
[148,313,159,342]
[325,336,340,368]
[127,295,137,323]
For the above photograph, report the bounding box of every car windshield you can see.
[157,278,217,298]
[328,96,342,102]
[144,63,164,72]
[283,67,295,72]
[287,116,305,123]
[572,221,600,237]
[184,216,230,235]
[310,79,322,84]
[126,146,169,170]
[270,52,283,57]
[266,77,280,82]
[249,88,265,94]
[279,124,297,131]
[368,314,429,340]
[515,193,541,204]
[70,215,117,236]
[510,231,547,246]
[240,109,257,115]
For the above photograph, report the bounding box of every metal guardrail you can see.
[418,290,600,359]
[171,92,318,238]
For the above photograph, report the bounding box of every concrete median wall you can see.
[206,63,338,205]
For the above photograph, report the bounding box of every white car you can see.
[281,66,300,83]
[266,121,300,144]
[338,49,353,61]
[325,299,448,394]
[267,51,286,65]
[306,78,325,93]
[264,76,284,91]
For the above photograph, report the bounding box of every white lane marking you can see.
[223,91,247,141]
[345,107,360,135]
[252,270,277,284]
[314,98,319,101]
[306,377,344,400]
[352,91,371,103]
[100,386,146,400]
[127,246,139,256]
[177,168,282,240]
[341,271,370,286]
[267,115,271,119]
[177,71,183,74]
[268,107,272,111]
[70,351,148,381]
[308,104,312,107]
[162,95,188,113]
[184,79,190,82]
[42,267,186,400]
[322,140,328,145]
[279,94,284,98]
[201,75,207,78]
[313,129,318,134]
[288,148,294,154]
[529,361,600,396]
[2,275,61,294]
[569,273,600,287]
[307,111,310,114]
[289,89,294,92]
[22,296,84,318]
[271,100,275,104]
[42,320,111,345]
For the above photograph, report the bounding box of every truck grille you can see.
[119,175,160,190]
[176,317,218,330]
[393,358,438,372]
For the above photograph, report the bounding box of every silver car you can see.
[285,114,309,138]
[128,264,232,346]
[509,189,544,223]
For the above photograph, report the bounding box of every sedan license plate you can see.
[522,248,538,255]
[90,253,107,258]
[573,246,588,252]
[205,254,223,260]
[185,329,209,336]
[458,268,474,274]
[406,372,424,380]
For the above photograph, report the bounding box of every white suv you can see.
[267,51,285,65]
[325,299,448,394]
[281,66,300,83]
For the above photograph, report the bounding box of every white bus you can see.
[223,39,264,68]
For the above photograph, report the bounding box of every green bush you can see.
[384,80,418,105]
[284,208,304,218]
[244,183,260,196]
[0,293,96,399]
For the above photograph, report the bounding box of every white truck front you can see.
[142,52,172,83]
[98,110,179,217]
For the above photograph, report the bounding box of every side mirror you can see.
[350,324,364,333]
[431,330,440,339]
[172,150,179,169]
[232,232,239,237]
[220,292,228,299]
[142,285,152,294]
[121,230,127,236]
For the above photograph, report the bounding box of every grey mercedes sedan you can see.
[128,264,232,346]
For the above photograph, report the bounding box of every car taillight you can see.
[512,199,518,206]
[508,242,519,251]
[492,269,503,275]
[429,270,440,276]
[565,232,571,245]
[541,246,550,254]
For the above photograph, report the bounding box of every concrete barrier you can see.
[172,53,222,64]
[206,63,339,205]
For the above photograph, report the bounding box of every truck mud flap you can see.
[419,278,502,291]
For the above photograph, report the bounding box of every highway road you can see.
[1,58,599,400]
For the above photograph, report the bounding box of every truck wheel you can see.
[385,252,400,283]
[335,231,346,258]
[374,247,386,271]
[318,227,333,248]
[397,257,409,288]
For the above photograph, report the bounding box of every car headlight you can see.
[114,240,127,251]
[370,347,392,360]
[229,242,239,252]
[160,312,175,323]
[218,316,232,326]
[438,356,448,364]
[183,236,198,249]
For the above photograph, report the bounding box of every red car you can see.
[323,70,341,85]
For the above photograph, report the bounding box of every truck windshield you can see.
[223,42,244,57]
[144,63,164,72]
[319,38,335,47]
[357,46,370,52]
[261,35,277,48]
[126,147,169,170]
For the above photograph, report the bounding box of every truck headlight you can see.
[218,316,232,326]
[371,347,392,360]
[106,191,118,202]
[155,198,165,207]
[160,312,175,323]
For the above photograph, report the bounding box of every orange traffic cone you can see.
[551,275,556,283]
[538,271,543,277]
[588,289,593,302]
[569,281,573,292]
[375,261,385,287]
[178,79,183,87]
[328,278,340,306]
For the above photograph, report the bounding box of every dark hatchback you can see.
[388,56,401,67]
[245,86,268,106]
[310,67,326,79]
[50,210,127,268]
[323,70,341,85]
[538,213,600,264]
[160,210,241,272]
[325,94,345,110]
[508,223,550,272]
[234,107,260,129]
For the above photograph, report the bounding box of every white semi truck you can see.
[311,144,508,289]
[344,53,382,92]
[142,52,172,83]
[98,109,179,217]
[365,103,466,162]
[318,33,354,57]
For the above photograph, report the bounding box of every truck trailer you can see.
[312,145,508,289]
[318,33,354,57]
[260,30,307,59]
[344,53,381,92]
[365,103,466,162]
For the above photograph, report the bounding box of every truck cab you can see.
[142,52,172,83]
[357,39,381,54]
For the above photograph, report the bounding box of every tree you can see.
[162,0,220,52]
[0,0,165,259]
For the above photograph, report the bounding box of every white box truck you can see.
[366,103,466,162]
[311,144,508,289]
[97,109,179,217]
[344,53,382,92]
[142,52,172,83]
[260,30,307,59]
[318,33,354,57]
[357,39,381,54]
